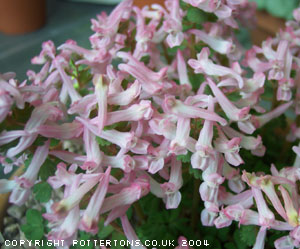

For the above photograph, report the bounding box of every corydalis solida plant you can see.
[1,0,300,248]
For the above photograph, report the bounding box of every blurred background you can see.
[0,0,117,81]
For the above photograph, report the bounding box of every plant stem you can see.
[162,43,172,64]
[111,221,125,234]
[133,201,146,224]
[191,178,201,230]
[271,81,279,109]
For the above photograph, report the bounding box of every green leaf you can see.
[182,23,193,32]
[103,123,119,131]
[224,242,238,249]
[227,91,241,102]
[140,55,150,65]
[40,238,54,249]
[180,0,189,9]
[69,59,77,73]
[38,158,57,181]
[72,231,93,249]
[33,136,48,146]
[188,73,205,92]
[21,224,44,240]
[98,220,114,239]
[5,158,13,164]
[78,69,92,85]
[50,138,60,147]
[26,209,43,224]
[189,165,202,179]
[112,57,124,70]
[167,39,188,55]
[111,231,128,249]
[217,227,230,242]
[233,229,248,249]
[265,0,297,19]
[96,136,112,146]
[33,182,52,203]
[24,154,33,169]
[176,151,192,163]
[21,209,44,240]
[239,225,258,247]
[186,7,207,25]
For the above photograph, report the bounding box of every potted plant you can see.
[0,0,46,34]
[1,0,300,248]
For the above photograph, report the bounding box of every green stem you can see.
[162,43,172,65]
[133,201,146,224]
[191,178,201,230]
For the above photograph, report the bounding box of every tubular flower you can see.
[80,167,111,234]
[191,96,215,170]
[207,77,255,134]
[188,48,244,88]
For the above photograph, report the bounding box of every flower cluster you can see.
[1,0,300,248]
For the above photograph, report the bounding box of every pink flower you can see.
[222,126,266,157]
[163,0,184,48]
[277,78,294,101]
[100,178,150,214]
[279,185,299,227]
[201,208,218,226]
[169,117,190,155]
[274,236,294,249]
[214,126,243,166]
[1,102,63,158]
[294,8,300,22]
[80,167,111,234]
[242,172,275,227]
[93,74,108,133]
[207,77,255,134]
[91,0,132,36]
[293,145,300,157]
[37,121,83,140]
[31,40,56,64]
[160,157,183,209]
[253,226,267,249]
[0,141,50,206]
[0,91,13,123]
[82,126,103,172]
[121,215,146,249]
[51,174,101,216]
[188,48,244,88]
[191,96,216,170]
[252,101,293,128]
[53,56,81,104]
[163,95,227,125]
[243,46,272,73]
[265,40,291,82]
[108,80,141,106]
[103,100,153,126]
[183,0,232,21]
[0,77,24,109]
[58,40,110,64]
[133,6,157,56]
[175,236,192,249]
[117,51,167,94]
[176,50,192,86]
[190,29,233,54]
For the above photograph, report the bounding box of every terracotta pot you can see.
[251,10,285,46]
[0,166,24,230]
[133,0,165,8]
[0,0,46,35]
